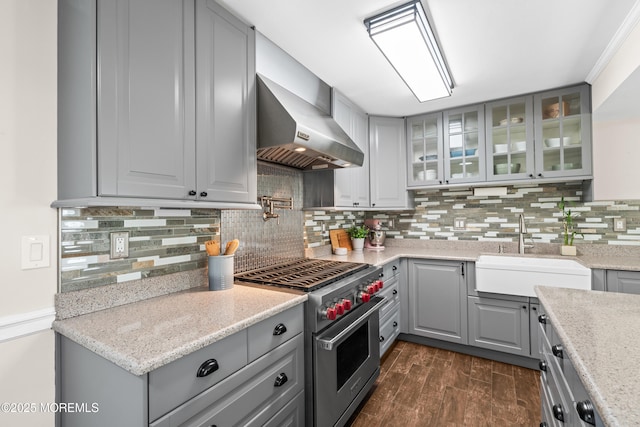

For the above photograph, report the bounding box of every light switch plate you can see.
[21,235,50,269]
[454,218,466,230]
[614,218,627,232]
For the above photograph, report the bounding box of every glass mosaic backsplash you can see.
[60,170,640,293]
[305,182,640,248]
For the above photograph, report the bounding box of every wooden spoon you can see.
[224,239,240,255]
[205,240,220,256]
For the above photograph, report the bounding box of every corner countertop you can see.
[52,284,307,376]
[535,286,640,427]
[312,244,640,272]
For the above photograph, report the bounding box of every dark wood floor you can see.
[348,340,541,427]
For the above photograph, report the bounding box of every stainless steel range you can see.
[235,258,385,427]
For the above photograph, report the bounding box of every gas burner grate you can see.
[234,258,369,291]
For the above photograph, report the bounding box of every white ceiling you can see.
[217,0,638,117]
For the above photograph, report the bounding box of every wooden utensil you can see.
[329,229,352,251]
[224,239,240,255]
[205,240,220,256]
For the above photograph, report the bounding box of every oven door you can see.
[313,296,385,427]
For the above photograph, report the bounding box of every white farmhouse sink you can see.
[475,255,591,297]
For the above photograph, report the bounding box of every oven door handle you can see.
[316,297,386,351]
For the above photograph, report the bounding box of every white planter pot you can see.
[561,245,576,256]
[351,238,365,251]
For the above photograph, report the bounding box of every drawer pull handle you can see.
[538,314,547,324]
[576,400,596,425]
[379,335,385,342]
[540,423,548,427]
[274,372,288,387]
[552,344,563,359]
[196,359,219,378]
[539,360,547,372]
[392,289,398,295]
[552,403,564,422]
[273,323,287,336]
[393,321,398,327]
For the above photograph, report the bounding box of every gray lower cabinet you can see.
[605,269,640,294]
[408,259,467,344]
[467,296,530,357]
[57,0,256,206]
[537,305,603,427]
[57,305,304,427]
[378,261,401,356]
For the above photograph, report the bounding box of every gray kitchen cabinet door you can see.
[443,104,486,184]
[468,296,530,357]
[408,260,468,344]
[606,270,640,294]
[195,0,257,203]
[97,0,196,199]
[369,116,411,209]
[332,89,370,208]
[529,303,541,360]
[406,112,444,187]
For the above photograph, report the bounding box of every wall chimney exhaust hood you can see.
[256,75,364,170]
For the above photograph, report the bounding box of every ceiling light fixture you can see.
[364,0,453,102]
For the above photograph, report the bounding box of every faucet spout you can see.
[518,214,533,254]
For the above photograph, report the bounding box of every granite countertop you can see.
[313,243,640,271]
[534,286,640,427]
[53,284,307,376]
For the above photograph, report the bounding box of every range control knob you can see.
[360,292,371,303]
[376,279,384,289]
[367,283,378,294]
[323,306,337,320]
[342,299,352,311]
[335,302,345,316]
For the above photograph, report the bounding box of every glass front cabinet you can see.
[485,97,534,181]
[444,105,485,184]
[533,85,591,179]
[407,112,443,187]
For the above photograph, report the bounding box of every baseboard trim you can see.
[0,307,56,343]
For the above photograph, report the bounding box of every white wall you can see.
[0,1,58,425]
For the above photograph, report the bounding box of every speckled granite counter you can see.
[53,284,307,376]
[535,286,640,427]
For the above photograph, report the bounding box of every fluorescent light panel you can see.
[365,0,453,102]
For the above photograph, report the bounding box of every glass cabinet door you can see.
[486,97,534,181]
[407,113,443,186]
[444,105,485,183]
[534,85,591,178]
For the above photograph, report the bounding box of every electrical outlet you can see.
[110,232,129,259]
[614,218,627,232]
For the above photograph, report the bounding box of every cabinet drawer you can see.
[247,304,303,362]
[151,333,304,427]
[380,306,400,356]
[378,278,399,320]
[540,377,560,427]
[382,262,399,281]
[262,390,304,427]
[149,330,248,422]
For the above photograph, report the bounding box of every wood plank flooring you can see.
[348,340,541,427]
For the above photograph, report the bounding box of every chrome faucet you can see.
[518,214,534,254]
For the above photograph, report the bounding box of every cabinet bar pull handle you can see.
[196,359,219,378]
[273,323,287,336]
[274,372,288,387]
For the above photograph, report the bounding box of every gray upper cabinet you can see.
[369,116,411,209]
[406,112,444,187]
[332,89,370,208]
[443,105,486,184]
[533,84,592,180]
[408,259,468,344]
[56,0,257,207]
[195,0,257,203]
[485,96,534,182]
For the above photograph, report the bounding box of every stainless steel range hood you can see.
[256,75,364,170]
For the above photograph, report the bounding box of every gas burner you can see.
[234,258,369,291]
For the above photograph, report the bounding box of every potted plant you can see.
[347,225,368,251]
[558,196,582,256]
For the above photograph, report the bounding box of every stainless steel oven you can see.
[235,259,385,427]
[314,296,385,427]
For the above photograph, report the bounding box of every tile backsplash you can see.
[60,172,640,293]
[305,182,640,248]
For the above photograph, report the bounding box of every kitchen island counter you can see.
[53,284,307,376]
[535,286,640,427]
